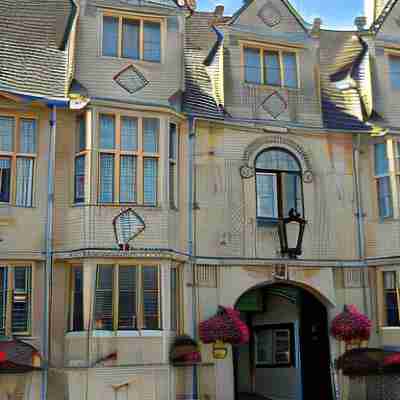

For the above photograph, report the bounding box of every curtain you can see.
[143,158,157,205]
[74,155,85,203]
[11,267,31,333]
[0,158,11,203]
[0,116,13,152]
[120,155,136,203]
[121,117,138,151]
[72,267,83,332]
[390,56,400,90]
[118,267,137,330]
[377,176,393,218]
[122,19,140,59]
[283,52,298,88]
[99,154,114,203]
[142,266,159,329]
[143,22,161,62]
[256,173,277,218]
[76,116,86,153]
[143,118,159,153]
[16,158,33,207]
[99,114,115,149]
[244,47,261,84]
[94,266,114,330]
[0,267,6,336]
[265,51,281,86]
[20,119,36,153]
[103,16,118,57]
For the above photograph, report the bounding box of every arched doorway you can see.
[233,282,334,400]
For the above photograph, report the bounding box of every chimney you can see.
[214,4,224,18]
[355,16,367,31]
[311,18,322,37]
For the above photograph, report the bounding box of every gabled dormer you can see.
[218,0,322,126]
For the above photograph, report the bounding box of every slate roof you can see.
[184,12,226,118]
[319,31,373,130]
[371,0,398,33]
[0,0,77,99]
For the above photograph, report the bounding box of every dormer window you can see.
[102,14,161,62]
[243,46,298,88]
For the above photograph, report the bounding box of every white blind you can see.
[16,157,33,207]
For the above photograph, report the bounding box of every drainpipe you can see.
[41,105,57,400]
[188,116,198,400]
[352,133,369,315]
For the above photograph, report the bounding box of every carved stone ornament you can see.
[258,1,282,28]
[113,208,145,250]
[114,65,149,94]
[240,165,255,179]
[261,91,288,119]
[303,170,313,184]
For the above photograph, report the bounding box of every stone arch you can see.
[243,135,314,174]
[233,279,335,310]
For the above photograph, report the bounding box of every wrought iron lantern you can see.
[277,209,306,259]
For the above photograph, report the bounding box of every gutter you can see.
[188,116,198,400]
[352,133,370,316]
[41,106,57,400]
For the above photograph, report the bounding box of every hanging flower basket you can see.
[331,304,371,347]
[199,306,250,345]
[170,335,202,366]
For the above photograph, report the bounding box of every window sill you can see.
[381,326,400,331]
[242,82,300,92]
[65,330,163,338]
[257,217,279,226]
[99,55,162,67]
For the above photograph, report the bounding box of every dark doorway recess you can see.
[233,283,334,400]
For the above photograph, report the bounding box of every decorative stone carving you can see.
[114,65,149,94]
[258,1,282,27]
[243,135,314,180]
[260,91,288,119]
[239,165,255,179]
[303,170,313,183]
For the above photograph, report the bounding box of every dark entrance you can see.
[233,283,334,400]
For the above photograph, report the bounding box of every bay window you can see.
[91,264,161,331]
[255,148,303,220]
[0,115,36,207]
[243,46,299,88]
[0,265,32,336]
[98,114,159,206]
[102,14,161,62]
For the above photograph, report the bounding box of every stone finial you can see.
[355,16,367,31]
[311,18,322,36]
[214,4,224,18]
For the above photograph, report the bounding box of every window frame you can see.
[89,263,162,333]
[382,270,400,327]
[372,140,400,220]
[0,264,33,337]
[253,323,295,368]
[101,11,164,63]
[74,114,89,204]
[68,265,84,332]
[169,122,179,210]
[97,112,160,206]
[241,42,300,89]
[0,114,37,207]
[170,264,183,333]
[255,147,304,223]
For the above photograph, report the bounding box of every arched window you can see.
[255,148,303,220]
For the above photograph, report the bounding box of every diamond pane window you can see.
[99,154,114,203]
[120,155,136,203]
[0,117,13,152]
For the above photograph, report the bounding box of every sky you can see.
[197,0,366,30]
